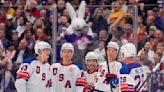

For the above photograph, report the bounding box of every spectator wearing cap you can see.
[5,14,17,41]
[148,26,157,39]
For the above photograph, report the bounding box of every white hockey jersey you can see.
[82,70,98,84]
[51,62,85,92]
[119,62,147,92]
[15,57,52,92]
[94,61,122,92]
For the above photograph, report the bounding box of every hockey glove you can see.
[105,73,119,88]
[83,83,94,92]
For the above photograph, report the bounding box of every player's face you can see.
[42,48,51,59]
[61,49,73,61]
[107,47,117,60]
[86,59,97,73]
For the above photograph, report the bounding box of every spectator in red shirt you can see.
[29,0,40,17]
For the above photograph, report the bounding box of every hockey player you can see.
[15,41,52,92]
[119,43,147,92]
[94,41,122,92]
[83,51,98,84]
[51,42,90,92]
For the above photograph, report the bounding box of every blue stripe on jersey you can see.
[122,91,134,92]
[22,57,36,64]
[120,61,129,74]
[120,61,142,74]
[128,84,135,87]
[76,84,85,87]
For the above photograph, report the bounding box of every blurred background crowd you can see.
[0,0,163,92]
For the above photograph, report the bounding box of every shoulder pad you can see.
[22,57,37,64]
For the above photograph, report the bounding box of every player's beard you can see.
[87,65,97,73]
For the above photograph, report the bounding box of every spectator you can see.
[33,18,45,31]
[154,30,164,42]
[94,40,105,64]
[58,15,69,37]
[108,1,125,28]
[156,9,164,33]
[11,30,19,47]
[0,10,7,23]
[0,47,13,92]
[138,50,152,69]
[13,7,23,25]
[12,39,34,79]
[0,25,9,49]
[84,7,93,27]
[39,9,51,35]
[57,0,66,17]
[146,16,157,33]
[147,26,157,39]
[35,28,48,42]
[48,0,56,12]
[92,8,108,35]
[94,29,108,48]
[16,16,27,38]
[3,1,15,16]
[28,0,40,17]
[25,21,33,32]
[76,26,93,50]
[12,39,34,66]
[137,28,147,51]
[24,9,36,24]
[5,14,17,41]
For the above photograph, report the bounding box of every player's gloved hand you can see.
[105,73,119,88]
[83,83,94,92]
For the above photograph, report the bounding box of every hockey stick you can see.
[104,33,113,92]
[136,61,161,92]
